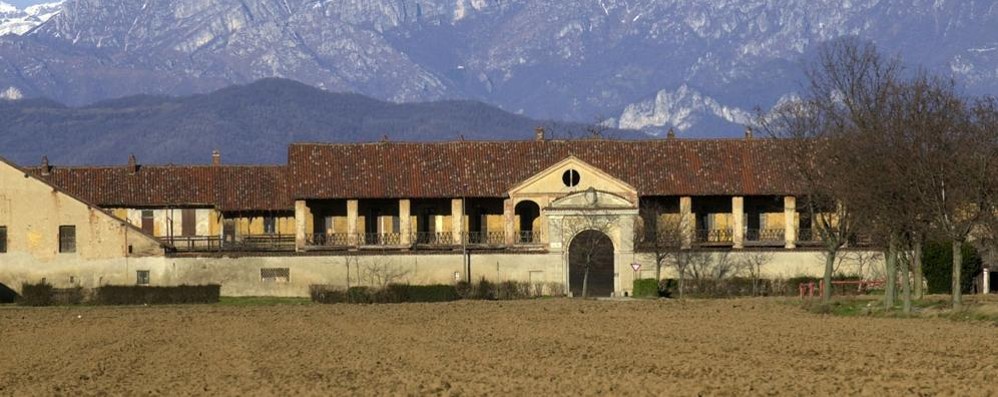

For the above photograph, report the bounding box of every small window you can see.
[562,169,581,187]
[263,216,277,235]
[59,225,76,253]
[261,268,290,283]
[136,270,150,285]
[0,226,7,253]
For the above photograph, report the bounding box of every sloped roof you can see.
[288,139,801,199]
[30,165,292,212]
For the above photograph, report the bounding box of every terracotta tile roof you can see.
[29,165,292,212]
[288,139,802,199]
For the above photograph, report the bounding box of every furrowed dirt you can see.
[1,299,995,395]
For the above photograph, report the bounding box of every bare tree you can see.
[741,252,773,296]
[760,98,855,304]
[636,198,690,282]
[361,255,410,289]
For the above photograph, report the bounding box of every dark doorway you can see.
[569,230,615,297]
[181,209,196,237]
[141,210,154,234]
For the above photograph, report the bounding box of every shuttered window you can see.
[0,226,7,253]
[59,225,76,253]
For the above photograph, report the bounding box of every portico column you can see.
[784,196,797,249]
[399,199,411,246]
[503,199,515,246]
[452,198,464,245]
[347,199,359,246]
[680,196,693,249]
[294,200,307,252]
[732,196,744,249]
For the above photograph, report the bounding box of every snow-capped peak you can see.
[0,1,63,36]
[0,2,18,13]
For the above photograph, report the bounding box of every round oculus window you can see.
[562,169,581,187]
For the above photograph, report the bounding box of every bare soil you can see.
[1,298,996,396]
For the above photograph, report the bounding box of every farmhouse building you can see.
[2,133,961,297]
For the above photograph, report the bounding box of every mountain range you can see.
[1,0,997,137]
[0,78,641,165]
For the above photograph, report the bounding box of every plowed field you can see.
[1,299,995,395]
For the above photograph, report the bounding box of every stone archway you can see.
[568,230,615,297]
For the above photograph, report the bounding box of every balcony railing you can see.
[414,232,455,246]
[166,235,294,252]
[745,228,786,246]
[467,231,505,246]
[306,233,352,248]
[796,228,823,245]
[695,229,733,245]
[518,230,541,244]
[361,232,402,246]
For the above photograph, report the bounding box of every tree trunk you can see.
[900,241,912,314]
[655,257,662,283]
[678,269,685,300]
[582,265,590,299]
[822,250,837,303]
[884,236,897,310]
[952,239,963,309]
[913,238,923,300]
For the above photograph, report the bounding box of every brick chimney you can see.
[535,126,546,142]
[41,156,51,176]
[745,126,754,140]
[666,128,676,140]
[212,150,221,167]
[127,154,138,174]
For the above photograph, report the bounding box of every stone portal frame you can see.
[545,190,639,297]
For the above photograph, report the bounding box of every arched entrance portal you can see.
[568,230,615,297]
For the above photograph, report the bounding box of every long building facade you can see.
[3,133,960,298]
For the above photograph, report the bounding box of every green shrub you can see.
[496,281,531,300]
[923,241,982,294]
[309,285,347,303]
[52,287,85,305]
[472,278,497,300]
[19,281,54,306]
[95,285,220,305]
[405,285,460,302]
[455,281,473,299]
[632,278,660,298]
[346,286,374,304]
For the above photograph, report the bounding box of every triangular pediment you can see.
[508,156,637,198]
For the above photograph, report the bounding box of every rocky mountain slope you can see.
[1,0,996,136]
[0,1,61,36]
[0,78,640,165]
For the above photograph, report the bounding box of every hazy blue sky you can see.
[3,0,49,8]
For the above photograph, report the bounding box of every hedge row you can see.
[17,282,220,306]
[656,275,867,299]
[96,285,221,305]
[310,284,460,304]
[310,279,567,304]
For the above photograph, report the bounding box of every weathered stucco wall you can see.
[1,248,882,298]
[0,161,162,262]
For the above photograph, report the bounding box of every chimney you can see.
[744,126,754,140]
[535,126,546,142]
[127,154,138,174]
[41,156,51,176]
[212,150,221,167]
[666,128,676,140]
